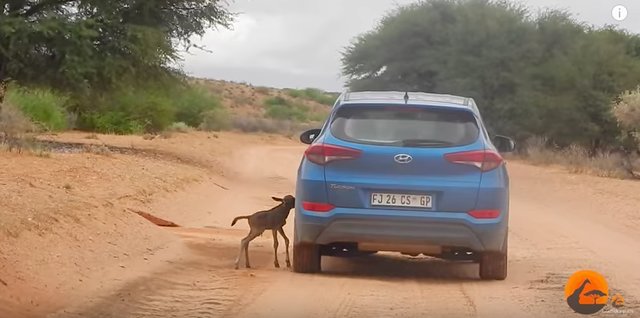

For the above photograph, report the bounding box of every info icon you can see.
[612,5,628,21]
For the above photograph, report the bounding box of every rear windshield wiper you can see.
[398,139,453,147]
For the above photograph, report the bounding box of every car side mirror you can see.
[493,135,515,153]
[300,129,321,145]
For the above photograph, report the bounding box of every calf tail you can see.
[231,215,250,226]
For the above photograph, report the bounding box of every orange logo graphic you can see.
[611,294,625,308]
[565,270,609,315]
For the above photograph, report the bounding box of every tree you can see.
[341,0,640,150]
[583,289,607,305]
[613,87,640,152]
[0,0,233,103]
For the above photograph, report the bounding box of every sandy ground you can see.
[2,131,640,318]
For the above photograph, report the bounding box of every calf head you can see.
[271,195,295,208]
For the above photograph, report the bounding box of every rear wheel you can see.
[479,236,508,280]
[293,237,321,273]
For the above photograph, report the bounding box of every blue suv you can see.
[293,91,515,280]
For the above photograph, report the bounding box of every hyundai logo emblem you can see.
[394,154,413,164]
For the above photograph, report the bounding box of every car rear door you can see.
[321,104,486,212]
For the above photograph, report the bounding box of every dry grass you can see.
[0,102,34,152]
[519,136,639,179]
[167,122,194,133]
[230,116,319,136]
[613,87,640,131]
[83,144,112,156]
[142,134,157,141]
[159,131,173,139]
[254,86,271,95]
[0,103,56,157]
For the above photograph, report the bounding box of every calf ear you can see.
[272,196,283,202]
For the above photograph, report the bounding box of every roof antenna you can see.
[403,92,409,104]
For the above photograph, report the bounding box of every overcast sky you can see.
[179,0,640,92]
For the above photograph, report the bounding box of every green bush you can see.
[284,88,337,106]
[284,89,304,98]
[302,88,336,105]
[77,83,223,134]
[173,86,222,127]
[87,111,144,134]
[115,89,175,132]
[6,86,68,131]
[264,97,309,121]
[77,87,170,134]
[199,107,231,131]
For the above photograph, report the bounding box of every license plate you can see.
[370,193,433,208]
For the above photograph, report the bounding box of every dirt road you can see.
[48,141,640,318]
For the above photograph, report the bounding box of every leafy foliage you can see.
[173,85,223,127]
[613,87,640,151]
[285,88,338,106]
[6,85,68,131]
[341,0,640,150]
[0,0,233,102]
[86,111,145,135]
[199,107,231,131]
[264,96,310,121]
[77,82,224,134]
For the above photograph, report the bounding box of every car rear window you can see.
[330,105,479,147]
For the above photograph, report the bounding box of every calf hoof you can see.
[246,264,251,269]
[286,261,291,268]
[274,262,280,268]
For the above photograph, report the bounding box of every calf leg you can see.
[272,229,280,268]
[235,229,262,269]
[278,228,291,268]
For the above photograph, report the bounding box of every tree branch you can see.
[23,0,75,17]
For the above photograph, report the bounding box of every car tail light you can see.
[304,144,362,165]
[468,209,501,219]
[303,201,335,212]
[444,150,504,172]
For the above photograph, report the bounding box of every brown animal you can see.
[231,195,295,269]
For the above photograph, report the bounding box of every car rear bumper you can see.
[294,207,508,253]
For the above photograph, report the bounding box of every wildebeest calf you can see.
[231,195,295,269]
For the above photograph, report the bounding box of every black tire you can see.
[293,242,321,273]
[479,236,508,280]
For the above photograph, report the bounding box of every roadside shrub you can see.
[113,89,175,132]
[6,86,68,131]
[167,122,194,133]
[519,136,636,179]
[231,116,281,133]
[0,103,38,153]
[199,108,231,131]
[613,87,640,132]
[264,97,309,121]
[301,88,336,105]
[79,87,175,134]
[613,87,640,151]
[87,111,145,135]
[231,116,321,135]
[284,89,304,98]
[0,102,33,138]
[285,88,337,106]
[173,86,222,127]
[255,86,271,95]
